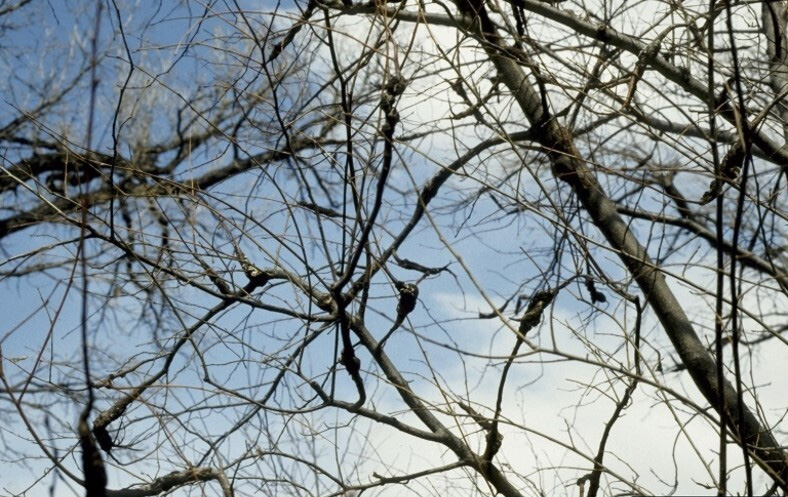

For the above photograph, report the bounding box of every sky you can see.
[1,0,786,496]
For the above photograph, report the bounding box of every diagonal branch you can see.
[464,3,788,489]
[106,467,233,497]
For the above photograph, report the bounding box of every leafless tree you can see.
[1,0,786,496]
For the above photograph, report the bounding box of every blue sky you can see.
[1,1,786,496]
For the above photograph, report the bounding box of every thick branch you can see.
[334,0,788,164]
[106,467,232,497]
[480,10,788,489]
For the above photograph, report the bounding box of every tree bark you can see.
[466,7,788,489]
